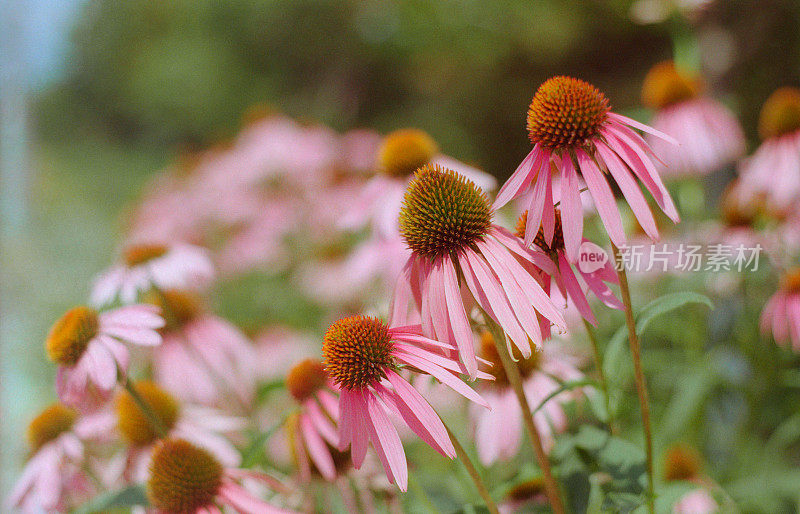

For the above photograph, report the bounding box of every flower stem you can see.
[485,318,566,514]
[611,243,655,514]
[118,369,168,437]
[582,318,616,434]
[445,424,499,514]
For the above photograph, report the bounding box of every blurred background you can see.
[2,0,800,507]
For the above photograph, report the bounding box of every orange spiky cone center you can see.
[399,164,492,259]
[45,306,99,366]
[322,316,394,390]
[479,330,541,387]
[116,381,180,446]
[781,268,800,293]
[124,244,169,266]
[759,87,800,140]
[641,61,701,110]
[527,76,610,149]
[662,444,703,482]
[515,209,564,258]
[377,128,439,177]
[147,438,223,513]
[286,359,328,402]
[27,403,78,453]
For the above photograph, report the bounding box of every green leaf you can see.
[659,368,718,441]
[72,485,148,514]
[240,411,294,468]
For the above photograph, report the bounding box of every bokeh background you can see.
[3,0,800,508]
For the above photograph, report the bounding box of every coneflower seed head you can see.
[378,129,439,177]
[641,61,701,110]
[527,76,610,149]
[399,165,492,259]
[147,439,223,513]
[515,209,564,258]
[286,359,328,402]
[759,87,800,140]
[27,403,77,452]
[322,316,394,390]
[124,244,169,266]
[46,306,99,366]
[116,381,180,445]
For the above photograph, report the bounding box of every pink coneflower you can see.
[471,332,583,465]
[115,381,245,483]
[47,305,164,409]
[91,243,214,306]
[515,210,622,325]
[7,403,113,513]
[149,290,257,408]
[494,76,680,261]
[146,438,294,514]
[738,87,800,216]
[341,128,496,240]
[641,61,744,177]
[284,359,343,482]
[392,165,566,377]
[760,269,800,351]
[322,315,490,491]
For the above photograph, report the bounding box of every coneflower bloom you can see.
[470,332,583,465]
[739,87,800,215]
[322,315,490,491]
[146,438,294,514]
[392,165,566,377]
[515,210,622,325]
[641,61,744,177]
[47,305,164,408]
[760,269,800,352]
[8,403,114,513]
[115,381,245,482]
[149,290,257,408]
[341,128,496,239]
[662,445,719,514]
[494,76,680,261]
[284,359,342,482]
[91,243,214,306]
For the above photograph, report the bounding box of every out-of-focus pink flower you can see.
[673,489,719,514]
[760,269,800,352]
[495,76,680,261]
[471,332,583,465]
[284,359,342,482]
[739,88,800,215]
[642,62,744,177]
[515,209,622,325]
[392,165,565,378]
[91,243,214,306]
[149,290,257,408]
[7,403,114,513]
[254,327,319,382]
[323,315,491,491]
[115,381,246,483]
[146,438,295,513]
[47,305,164,409]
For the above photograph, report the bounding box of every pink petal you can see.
[300,414,336,480]
[361,391,408,491]
[493,147,539,209]
[576,149,626,247]
[559,153,583,261]
[608,112,680,146]
[394,350,489,408]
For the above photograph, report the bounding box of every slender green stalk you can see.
[409,471,441,514]
[582,318,616,434]
[611,243,655,514]
[445,424,499,514]
[118,369,168,437]
[485,318,566,514]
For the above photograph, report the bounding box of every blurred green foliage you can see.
[39,0,800,179]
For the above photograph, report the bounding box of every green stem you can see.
[409,471,441,514]
[582,318,617,434]
[119,369,168,437]
[485,317,566,514]
[611,243,655,514]
[445,424,499,514]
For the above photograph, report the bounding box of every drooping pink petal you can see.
[493,147,540,209]
[361,391,408,491]
[594,143,658,240]
[384,371,455,458]
[218,481,293,514]
[393,350,489,408]
[608,112,680,146]
[522,150,552,246]
[557,253,595,324]
[560,153,583,261]
[576,149,626,247]
[442,253,477,378]
[300,414,336,480]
